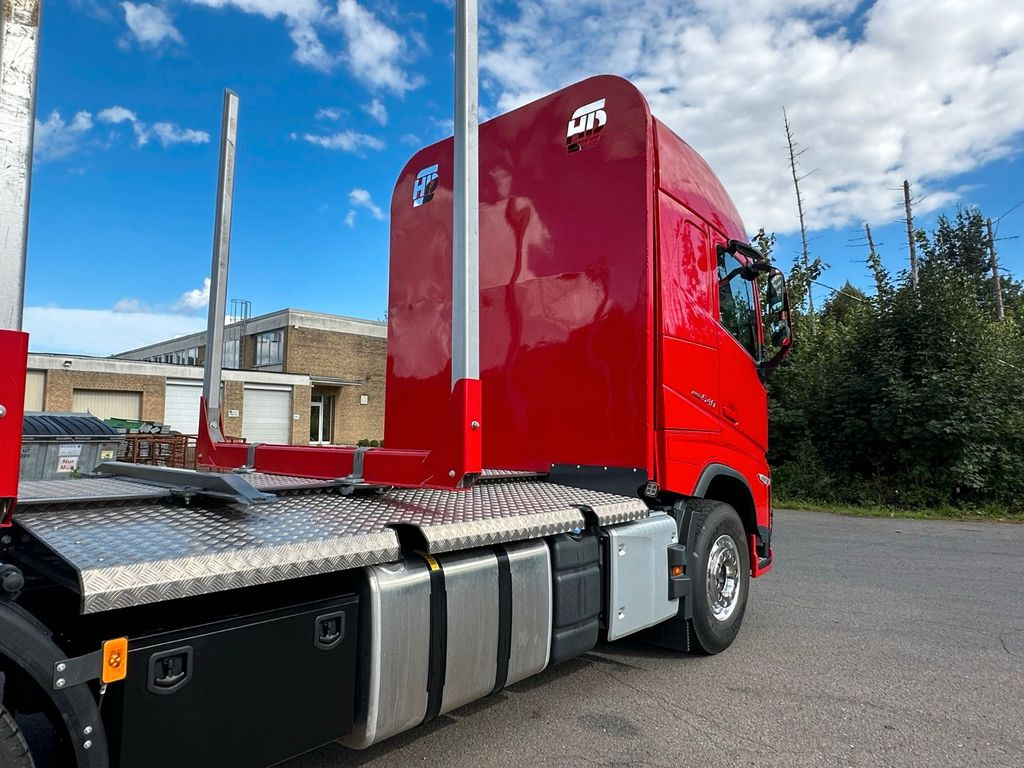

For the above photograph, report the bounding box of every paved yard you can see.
[285,509,1024,768]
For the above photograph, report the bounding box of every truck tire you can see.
[687,500,750,655]
[0,705,34,768]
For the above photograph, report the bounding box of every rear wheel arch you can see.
[0,602,109,768]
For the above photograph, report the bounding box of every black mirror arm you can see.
[759,337,794,380]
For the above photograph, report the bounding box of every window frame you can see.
[716,247,763,361]
[255,329,284,367]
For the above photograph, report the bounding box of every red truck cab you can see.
[387,75,789,575]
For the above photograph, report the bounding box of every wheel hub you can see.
[706,534,741,621]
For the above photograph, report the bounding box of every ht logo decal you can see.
[566,98,607,152]
[413,164,439,207]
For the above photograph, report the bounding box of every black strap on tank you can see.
[419,552,448,724]
[492,546,513,694]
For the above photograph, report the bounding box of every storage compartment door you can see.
[112,596,358,768]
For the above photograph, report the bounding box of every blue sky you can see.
[24,0,1024,354]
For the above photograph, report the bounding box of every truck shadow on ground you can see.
[297,642,700,767]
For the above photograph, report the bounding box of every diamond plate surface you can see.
[244,473,351,492]
[16,495,402,614]
[478,468,547,482]
[17,478,172,505]
[14,479,647,613]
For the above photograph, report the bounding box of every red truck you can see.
[0,17,791,766]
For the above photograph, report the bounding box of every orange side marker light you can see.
[102,637,129,684]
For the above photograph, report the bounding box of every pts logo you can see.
[566,98,607,152]
[413,164,439,207]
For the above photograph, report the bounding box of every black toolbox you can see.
[108,595,358,768]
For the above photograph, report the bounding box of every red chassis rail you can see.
[196,377,483,490]
[1,330,29,526]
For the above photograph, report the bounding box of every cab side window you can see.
[717,250,760,359]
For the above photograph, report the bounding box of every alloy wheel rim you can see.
[706,534,741,621]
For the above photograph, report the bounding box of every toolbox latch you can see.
[315,612,346,651]
[148,647,193,695]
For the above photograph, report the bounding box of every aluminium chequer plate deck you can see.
[14,477,647,614]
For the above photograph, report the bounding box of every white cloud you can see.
[344,210,357,228]
[400,132,422,146]
[303,130,383,152]
[97,105,148,145]
[333,0,419,94]
[97,106,137,124]
[34,110,94,162]
[121,2,184,47]
[98,105,208,147]
[24,306,206,357]
[363,98,388,125]
[113,298,149,313]
[185,1,418,91]
[481,0,1024,235]
[151,122,210,146]
[174,278,211,311]
[186,1,332,69]
[316,106,342,121]
[348,188,384,219]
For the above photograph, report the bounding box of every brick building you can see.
[114,309,387,446]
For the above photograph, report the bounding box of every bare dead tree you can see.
[783,106,814,314]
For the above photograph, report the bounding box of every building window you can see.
[222,339,239,369]
[255,330,283,366]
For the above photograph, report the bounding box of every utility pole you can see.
[903,180,919,289]
[986,217,1004,321]
[784,107,813,314]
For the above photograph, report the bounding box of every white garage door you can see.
[242,385,291,444]
[72,389,142,421]
[164,380,203,434]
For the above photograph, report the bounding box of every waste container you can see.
[19,413,125,481]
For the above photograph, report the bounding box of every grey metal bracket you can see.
[53,650,102,690]
[94,463,276,506]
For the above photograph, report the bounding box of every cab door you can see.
[715,244,768,454]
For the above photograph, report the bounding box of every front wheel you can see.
[687,500,750,654]
[0,704,34,768]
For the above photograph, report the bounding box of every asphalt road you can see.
[283,509,1024,768]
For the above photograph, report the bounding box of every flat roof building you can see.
[25,309,387,446]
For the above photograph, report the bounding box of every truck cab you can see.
[386,74,789,573]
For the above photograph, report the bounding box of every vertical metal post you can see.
[0,0,40,520]
[0,0,41,331]
[451,0,479,386]
[202,89,238,440]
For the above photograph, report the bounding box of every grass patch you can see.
[776,498,1024,523]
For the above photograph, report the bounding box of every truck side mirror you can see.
[759,267,793,379]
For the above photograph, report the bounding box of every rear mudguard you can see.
[0,600,109,768]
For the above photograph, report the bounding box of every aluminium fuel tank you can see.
[343,539,552,749]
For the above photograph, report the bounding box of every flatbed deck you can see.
[13,472,647,614]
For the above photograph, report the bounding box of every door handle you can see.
[723,404,739,424]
